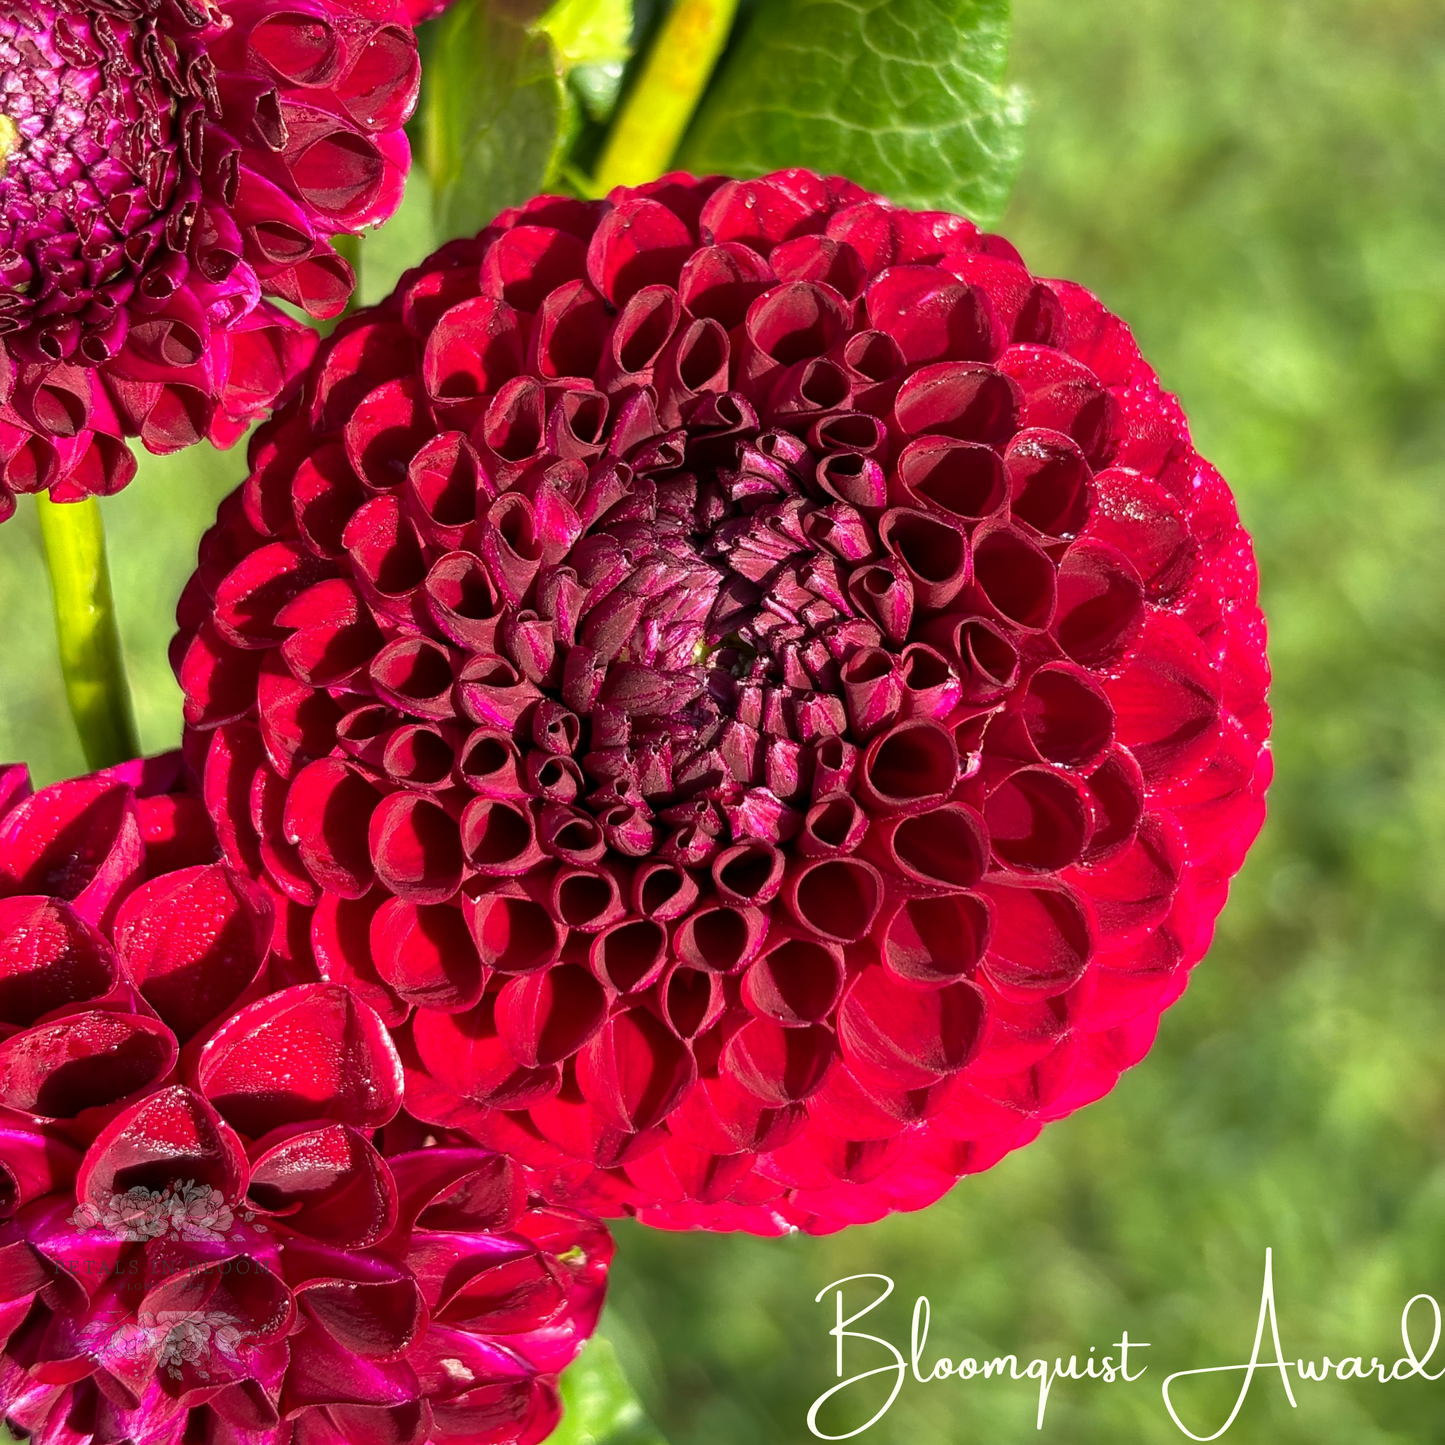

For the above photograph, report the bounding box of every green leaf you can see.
[424,0,637,238]
[424,0,569,241]
[540,0,634,124]
[676,0,1027,224]
[539,0,633,68]
[550,1337,670,1445]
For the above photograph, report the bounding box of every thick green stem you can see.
[592,0,740,192]
[34,494,140,770]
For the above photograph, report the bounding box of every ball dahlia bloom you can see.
[173,168,1272,1234]
[0,0,420,516]
[0,759,611,1444]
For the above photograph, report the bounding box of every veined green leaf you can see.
[424,0,569,239]
[676,0,1027,224]
[424,0,636,238]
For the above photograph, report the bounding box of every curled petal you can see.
[629,862,699,921]
[412,999,561,1111]
[880,893,994,987]
[1105,611,1224,785]
[495,965,608,1070]
[984,766,1093,872]
[77,1085,248,1211]
[1052,539,1146,670]
[113,865,272,1043]
[967,522,1058,631]
[389,1147,526,1237]
[798,795,869,858]
[0,1012,176,1122]
[891,436,1008,523]
[196,984,403,1135]
[722,1019,837,1106]
[0,1125,83,1218]
[1003,427,1095,537]
[838,966,987,1091]
[369,793,465,906]
[856,720,958,815]
[463,887,562,974]
[0,776,143,928]
[783,857,883,943]
[673,904,768,974]
[460,798,544,878]
[742,936,845,1026]
[891,362,1021,446]
[589,918,668,994]
[576,1008,695,1132]
[249,1123,398,1248]
[284,759,380,898]
[978,877,1095,994]
[862,804,988,892]
[371,898,484,1012]
[0,896,119,1028]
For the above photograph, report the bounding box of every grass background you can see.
[3,0,1444,1439]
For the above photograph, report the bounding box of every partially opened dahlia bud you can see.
[0,0,420,514]
[174,168,1272,1234]
[0,761,610,1444]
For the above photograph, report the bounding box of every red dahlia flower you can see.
[0,760,611,1444]
[173,168,1272,1235]
[0,0,420,515]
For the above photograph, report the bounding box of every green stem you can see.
[592,0,740,193]
[34,494,140,770]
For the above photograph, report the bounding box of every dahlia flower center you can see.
[0,2,208,349]
[564,414,889,827]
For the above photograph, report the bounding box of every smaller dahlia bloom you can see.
[173,169,1272,1235]
[0,761,610,1444]
[0,0,421,516]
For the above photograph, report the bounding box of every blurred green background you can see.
[4,0,1445,1439]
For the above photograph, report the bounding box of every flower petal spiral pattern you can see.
[0,758,611,1445]
[173,169,1272,1234]
[0,0,420,514]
